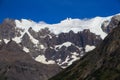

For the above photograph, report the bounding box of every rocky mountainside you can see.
[0,14,120,68]
[49,18,120,80]
[0,40,61,80]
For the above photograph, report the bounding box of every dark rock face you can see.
[101,20,110,33]
[42,29,102,67]
[3,40,23,52]
[49,22,120,80]
[55,29,101,47]
[101,15,120,33]
[21,33,34,49]
[0,18,21,39]
[0,41,61,80]
[107,15,120,32]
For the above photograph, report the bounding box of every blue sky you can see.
[0,0,120,23]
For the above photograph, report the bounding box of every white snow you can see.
[56,59,61,63]
[12,30,26,43]
[70,53,80,63]
[23,47,30,53]
[0,40,2,42]
[15,19,39,45]
[27,31,39,45]
[55,42,72,49]
[85,45,95,52]
[48,34,52,39]
[12,31,39,45]
[71,52,79,56]
[35,55,55,64]
[60,56,70,68]
[69,52,80,65]
[40,45,45,49]
[15,15,114,39]
[15,19,36,30]
[12,37,21,43]
[4,39,10,44]
[59,52,80,68]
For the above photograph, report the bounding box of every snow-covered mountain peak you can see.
[15,19,36,30]
[15,15,113,39]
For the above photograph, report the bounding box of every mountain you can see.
[0,14,120,80]
[49,17,120,80]
[0,40,61,80]
[0,14,120,68]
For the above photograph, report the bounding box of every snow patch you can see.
[12,37,21,43]
[60,56,70,68]
[59,52,80,68]
[27,32,39,45]
[71,52,79,56]
[56,59,61,63]
[85,45,95,52]
[55,42,72,49]
[23,47,30,53]
[4,39,10,44]
[40,45,45,49]
[35,55,55,64]
[48,34,52,39]
[68,52,80,66]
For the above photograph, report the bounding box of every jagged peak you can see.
[14,15,114,39]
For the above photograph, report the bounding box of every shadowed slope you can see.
[0,40,61,80]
